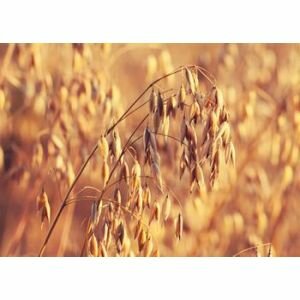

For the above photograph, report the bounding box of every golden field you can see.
[0,44,299,256]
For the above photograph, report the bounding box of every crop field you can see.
[0,44,299,256]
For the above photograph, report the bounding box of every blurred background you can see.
[0,44,300,256]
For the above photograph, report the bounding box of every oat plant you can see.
[37,64,235,257]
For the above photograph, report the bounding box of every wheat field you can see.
[0,43,299,257]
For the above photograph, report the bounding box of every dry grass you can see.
[0,44,299,256]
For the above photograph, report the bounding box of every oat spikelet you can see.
[157,91,164,117]
[192,70,199,90]
[149,89,158,113]
[190,163,204,193]
[143,185,151,208]
[111,130,122,161]
[185,68,196,95]
[190,101,201,123]
[120,161,130,184]
[131,159,141,192]
[0,89,6,111]
[180,116,187,144]
[98,135,109,160]
[134,219,142,240]
[138,229,147,252]
[99,242,108,257]
[178,84,186,110]
[36,189,51,226]
[282,165,293,190]
[186,124,197,146]
[88,233,98,257]
[229,141,236,167]
[91,200,102,227]
[167,96,177,118]
[135,187,143,215]
[103,221,110,247]
[209,111,218,137]
[216,121,231,145]
[153,109,161,133]
[116,221,125,253]
[144,236,153,257]
[122,235,131,256]
[179,150,188,179]
[114,188,122,214]
[175,213,183,240]
[162,116,170,143]
[143,127,157,153]
[214,87,224,110]
[66,161,75,187]
[151,156,163,192]
[149,201,160,225]
[102,160,110,186]
[162,194,171,222]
